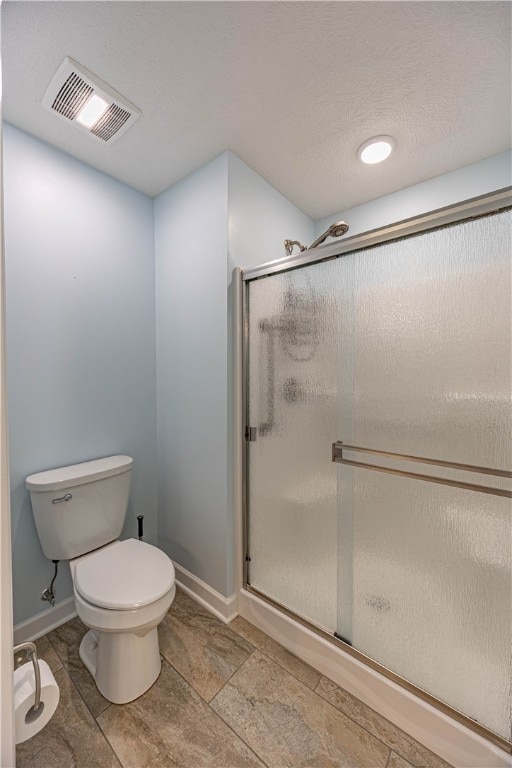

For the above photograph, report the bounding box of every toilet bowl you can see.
[70,538,175,704]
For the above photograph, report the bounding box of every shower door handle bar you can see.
[332,443,512,477]
[332,443,512,499]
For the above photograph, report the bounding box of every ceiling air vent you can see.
[42,57,141,144]
[52,73,93,120]
[91,105,131,142]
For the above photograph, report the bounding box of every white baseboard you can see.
[12,563,238,645]
[13,596,77,646]
[239,588,511,768]
[173,562,238,624]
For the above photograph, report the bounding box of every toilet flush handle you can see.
[52,493,72,504]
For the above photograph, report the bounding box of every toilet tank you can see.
[26,455,133,561]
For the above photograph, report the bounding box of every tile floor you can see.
[15,588,453,768]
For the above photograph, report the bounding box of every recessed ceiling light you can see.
[357,136,396,164]
[76,94,109,129]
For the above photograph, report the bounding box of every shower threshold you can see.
[240,584,512,767]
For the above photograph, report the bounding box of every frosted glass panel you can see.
[338,212,512,468]
[339,465,511,737]
[247,262,339,629]
[246,209,512,741]
[337,211,512,739]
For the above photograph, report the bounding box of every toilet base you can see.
[79,627,162,704]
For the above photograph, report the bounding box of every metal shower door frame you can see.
[240,186,512,753]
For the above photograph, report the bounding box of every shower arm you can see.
[284,239,307,256]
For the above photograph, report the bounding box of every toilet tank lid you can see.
[26,455,133,492]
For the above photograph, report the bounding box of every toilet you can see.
[26,455,175,704]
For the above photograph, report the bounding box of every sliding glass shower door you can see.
[245,207,512,744]
[247,261,340,630]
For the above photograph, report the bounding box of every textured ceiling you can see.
[2,1,511,219]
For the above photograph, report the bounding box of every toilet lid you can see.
[74,538,175,610]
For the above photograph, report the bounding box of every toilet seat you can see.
[74,538,175,610]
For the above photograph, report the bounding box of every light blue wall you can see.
[154,153,230,595]
[5,131,314,621]
[227,152,315,272]
[4,124,157,624]
[315,150,512,237]
[154,151,313,597]
[6,121,510,621]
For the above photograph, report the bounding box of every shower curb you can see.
[238,587,512,768]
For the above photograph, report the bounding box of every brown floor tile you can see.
[16,666,121,768]
[230,616,321,690]
[211,650,390,768]
[159,588,254,701]
[388,753,415,768]
[48,617,110,718]
[19,597,456,768]
[14,633,62,675]
[97,659,265,768]
[315,677,453,768]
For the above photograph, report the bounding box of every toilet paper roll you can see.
[14,660,60,744]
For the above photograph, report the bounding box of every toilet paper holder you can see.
[13,642,41,715]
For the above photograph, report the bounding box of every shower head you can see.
[308,221,349,250]
[328,221,350,238]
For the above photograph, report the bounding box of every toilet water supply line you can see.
[40,491,73,605]
[13,642,42,714]
[40,560,60,607]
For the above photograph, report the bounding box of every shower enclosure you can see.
[241,190,512,752]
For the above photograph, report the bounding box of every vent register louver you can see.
[42,58,140,144]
